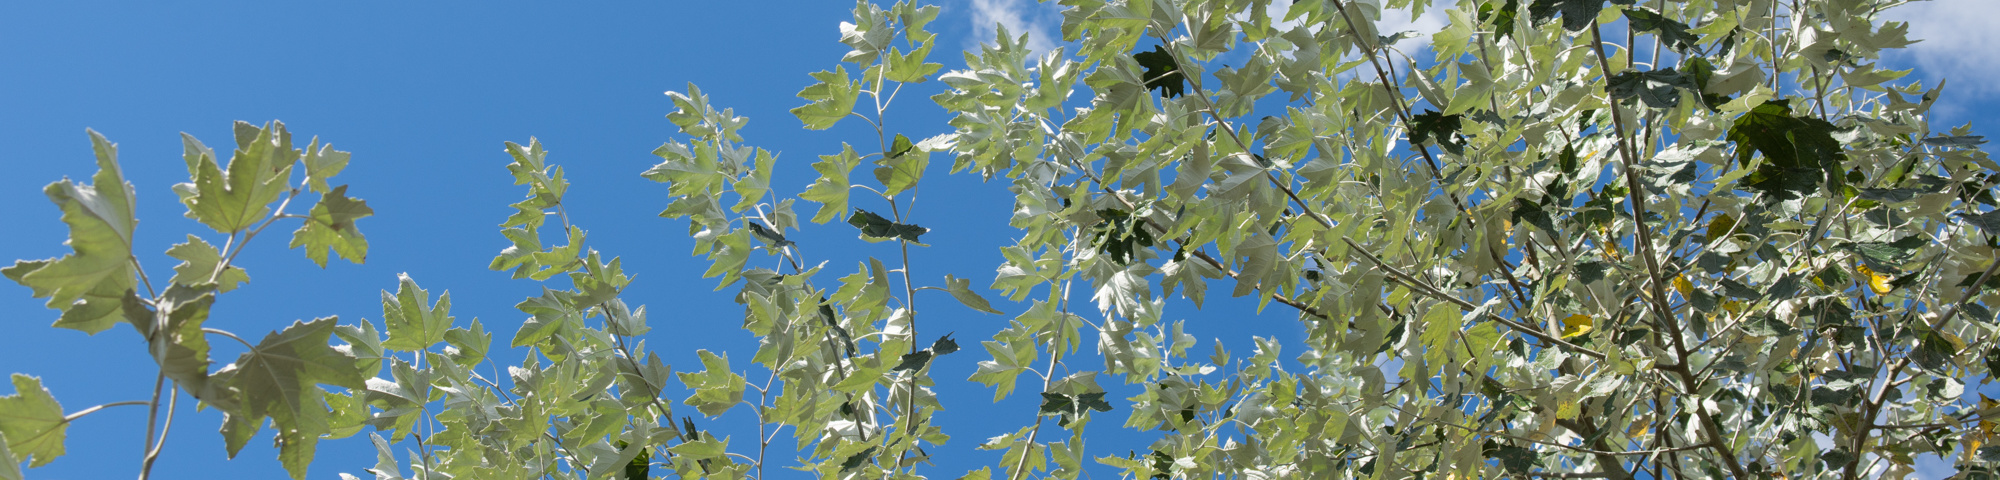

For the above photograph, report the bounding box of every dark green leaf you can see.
[745,220,794,247]
[1607,68,1696,109]
[1961,209,2000,235]
[847,209,928,243]
[1625,8,1697,51]
[892,349,934,372]
[1510,199,1558,234]
[1911,330,1958,372]
[1075,392,1114,412]
[1575,261,1606,284]
[1858,188,1924,203]
[841,446,877,471]
[1408,110,1464,147]
[886,133,914,159]
[1478,0,1520,39]
[1820,448,1854,469]
[1727,100,1847,197]
[931,333,960,355]
[1719,279,1760,299]
[1529,0,1604,31]
[1921,135,1987,147]
[1844,237,1925,274]
[1986,347,2000,375]
[1490,444,1537,474]
[1133,45,1186,98]
[620,442,649,480]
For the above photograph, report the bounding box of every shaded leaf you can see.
[1529,0,1604,31]
[1625,8,1696,51]
[1478,0,1521,39]
[1133,45,1186,98]
[1728,100,1846,197]
[1962,209,2000,235]
[848,209,928,243]
[1408,110,1464,147]
[1607,68,1695,109]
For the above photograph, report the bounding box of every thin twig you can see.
[1343,237,1604,359]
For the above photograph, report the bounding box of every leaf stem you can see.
[62,400,149,422]
[213,188,303,281]
[135,369,167,480]
[139,385,178,478]
[201,328,255,350]
[1344,236,1604,359]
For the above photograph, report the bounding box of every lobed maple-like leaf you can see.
[0,375,66,468]
[4,130,138,334]
[791,65,861,130]
[174,122,298,234]
[378,274,452,351]
[288,185,373,267]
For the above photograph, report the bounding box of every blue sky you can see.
[1,1,1996,479]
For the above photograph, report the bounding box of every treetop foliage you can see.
[4,0,1997,479]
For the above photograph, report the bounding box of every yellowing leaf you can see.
[1857,265,1893,294]
[1973,395,2000,453]
[1559,314,1594,339]
[1707,214,1736,240]
[1942,332,1968,352]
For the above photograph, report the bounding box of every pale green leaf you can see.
[301,137,351,194]
[944,274,1004,314]
[0,431,20,480]
[677,350,746,416]
[379,274,452,351]
[0,375,65,468]
[213,317,366,424]
[175,121,298,233]
[4,130,138,334]
[166,234,248,292]
[791,65,861,130]
[287,185,373,267]
[802,145,862,223]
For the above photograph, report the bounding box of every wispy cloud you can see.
[1883,0,2000,98]
[966,0,1059,57]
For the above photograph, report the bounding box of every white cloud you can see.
[1883,0,2000,98]
[1374,5,1450,56]
[966,0,1060,58]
